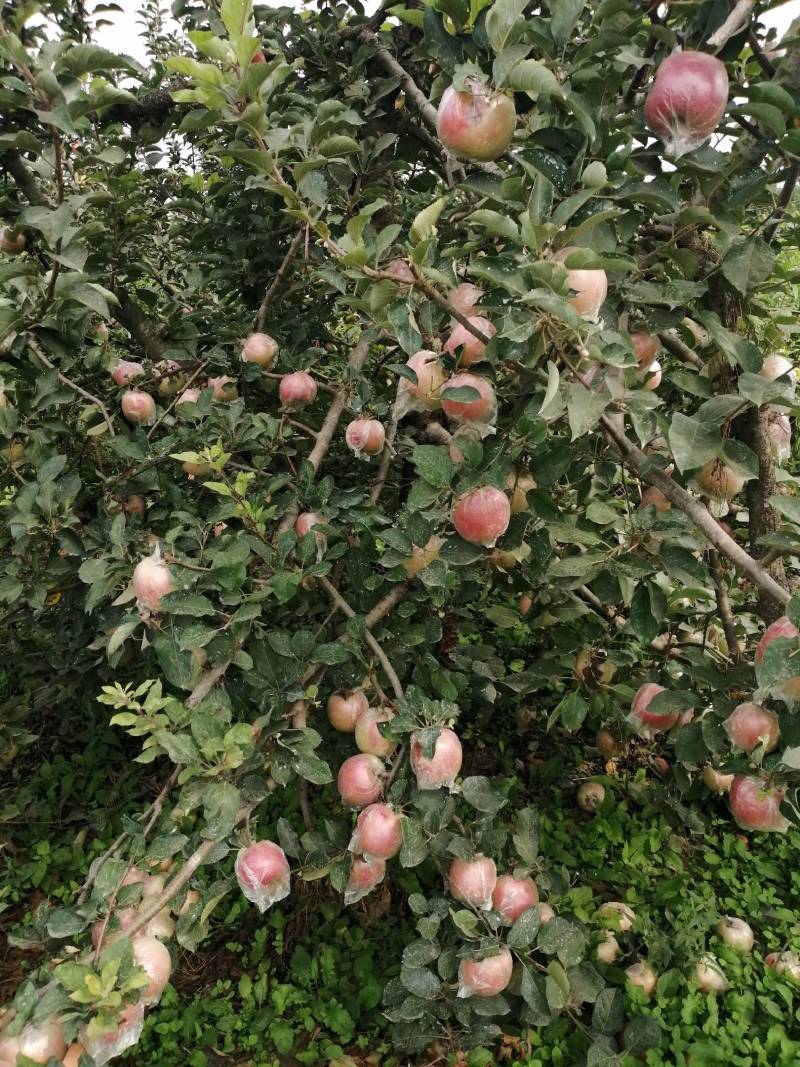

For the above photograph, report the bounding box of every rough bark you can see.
[739,406,789,621]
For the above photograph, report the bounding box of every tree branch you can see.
[27,334,116,437]
[113,801,260,945]
[600,414,790,608]
[708,548,742,662]
[748,31,776,78]
[147,360,209,439]
[763,163,799,244]
[1,151,52,208]
[621,35,658,109]
[658,330,704,369]
[369,391,401,505]
[277,332,373,534]
[186,653,236,710]
[318,576,404,699]
[113,287,168,361]
[708,0,755,48]
[353,29,438,129]
[255,229,304,331]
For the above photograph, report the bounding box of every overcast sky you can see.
[95,0,799,64]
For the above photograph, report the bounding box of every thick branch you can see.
[738,406,788,621]
[186,653,236,710]
[114,802,259,945]
[113,287,167,360]
[658,330,704,370]
[364,264,493,345]
[708,0,755,48]
[1,151,52,208]
[600,415,790,608]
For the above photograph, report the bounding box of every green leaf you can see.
[317,135,360,157]
[592,986,624,1035]
[400,818,429,867]
[221,0,253,38]
[107,619,140,657]
[720,238,775,295]
[513,807,539,863]
[507,907,540,948]
[566,382,608,439]
[503,59,562,97]
[298,169,328,208]
[520,964,551,1024]
[19,203,73,246]
[731,102,787,138]
[738,372,793,407]
[202,781,241,839]
[293,752,333,785]
[400,964,441,998]
[485,0,528,51]
[668,413,721,473]
[623,279,707,309]
[159,592,216,617]
[749,82,797,113]
[411,445,454,489]
[155,730,201,765]
[47,908,86,939]
[623,1014,661,1054]
[674,722,707,765]
[410,197,446,243]
[423,8,464,73]
[692,311,761,371]
[468,208,520,242]
[556,691,588,731]
[537,917,586,967]
[550,0,585,45]
[516,148,570,194]
[461,775,508,813]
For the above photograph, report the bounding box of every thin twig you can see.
[748,31,776,77]
[27,334,116,437]
[256,229,304,330]
[77,767,180,904]
[147,360,209,439]
[298,781,314,831]
[186,653,236,709]
[708,548,742,662]
[621,35,659,109]
[369,392,401,505]
[318,576,404,699]
[277,333,373,535]
[763,164,799,243]
[385,744,407,790]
